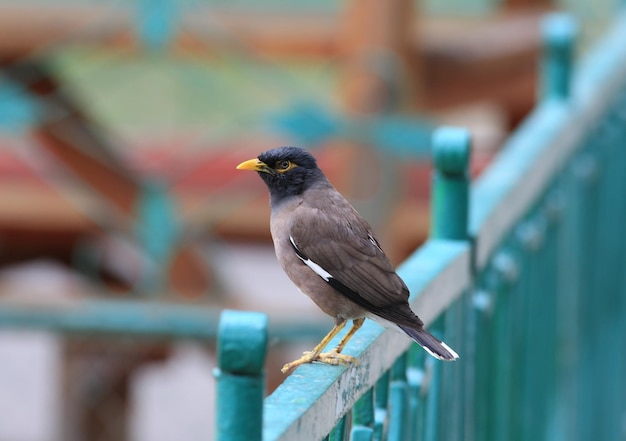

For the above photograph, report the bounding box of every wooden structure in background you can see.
[0,3,543,117]
[0,60,210,295]
[339,0,418,115]
[0,2,544,287]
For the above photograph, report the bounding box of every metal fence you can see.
[215,11,626,441]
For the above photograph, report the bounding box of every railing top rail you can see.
[470,10,626,268]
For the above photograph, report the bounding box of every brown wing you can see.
[289,192,421,327]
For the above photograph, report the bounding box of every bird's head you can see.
[236,147,326,204]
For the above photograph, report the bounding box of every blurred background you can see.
[0,0,618,440]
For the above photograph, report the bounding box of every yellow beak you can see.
[236,158,269,172]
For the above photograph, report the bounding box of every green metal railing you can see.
[215,11,626,441]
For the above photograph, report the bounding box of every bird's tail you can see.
[398,325,459,361]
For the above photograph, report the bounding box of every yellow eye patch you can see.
[275,160,298,173]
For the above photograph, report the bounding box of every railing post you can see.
[215,310,268,441]
[388,353,410,441]
[374,372,390,440]
[351,388,375,441]
[541,13,577,102]
[431,127,471,441]
[138,0,178,51]
[431,127,471,240]
[135,179,179,294]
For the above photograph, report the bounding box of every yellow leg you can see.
[281,318,364,374]
[333,318,364,354]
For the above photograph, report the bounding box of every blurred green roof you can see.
[52,46,340,140]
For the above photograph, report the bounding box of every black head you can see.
[236,147,327,205]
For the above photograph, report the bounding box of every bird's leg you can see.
[331,318,365,354]
[313,318,364,368]
[281,321,347,373]
[281,319,365,374]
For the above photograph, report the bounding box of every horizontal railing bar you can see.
[470,10,626,269]
[402,240,471,324]
[0,298,329,341]
[470,102,570,268]
[263,240,470,441]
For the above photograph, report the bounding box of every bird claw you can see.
[317,350,358,366]
[281,349,358,374]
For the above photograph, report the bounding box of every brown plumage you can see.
[237,147,458,373]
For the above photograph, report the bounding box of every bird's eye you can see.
[277,160,292,170]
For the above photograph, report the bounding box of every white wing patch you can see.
[289,235,333,282]
[368,233,383,253]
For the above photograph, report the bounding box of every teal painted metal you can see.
[374,372,390,440]
[329,415,349,441]
[388,354,410,441]
[465,10,626,441]
[215,310,268,441]
[137,0,178,51]
[0,82,38,132]
[430,127,471,441]
[0,299,219,338]
[134,180,180,294]
[351,388,375,441]
[423,357,442,441]
[431,127,471,241]
[406,347,424,441]
[0,299,327,342]
[541,14,577,101]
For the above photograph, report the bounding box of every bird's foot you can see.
[317,349,358,367]
[281,349,358,374]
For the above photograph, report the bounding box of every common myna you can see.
[237,146,458,373]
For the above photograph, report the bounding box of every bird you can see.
[236,146,458,373]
